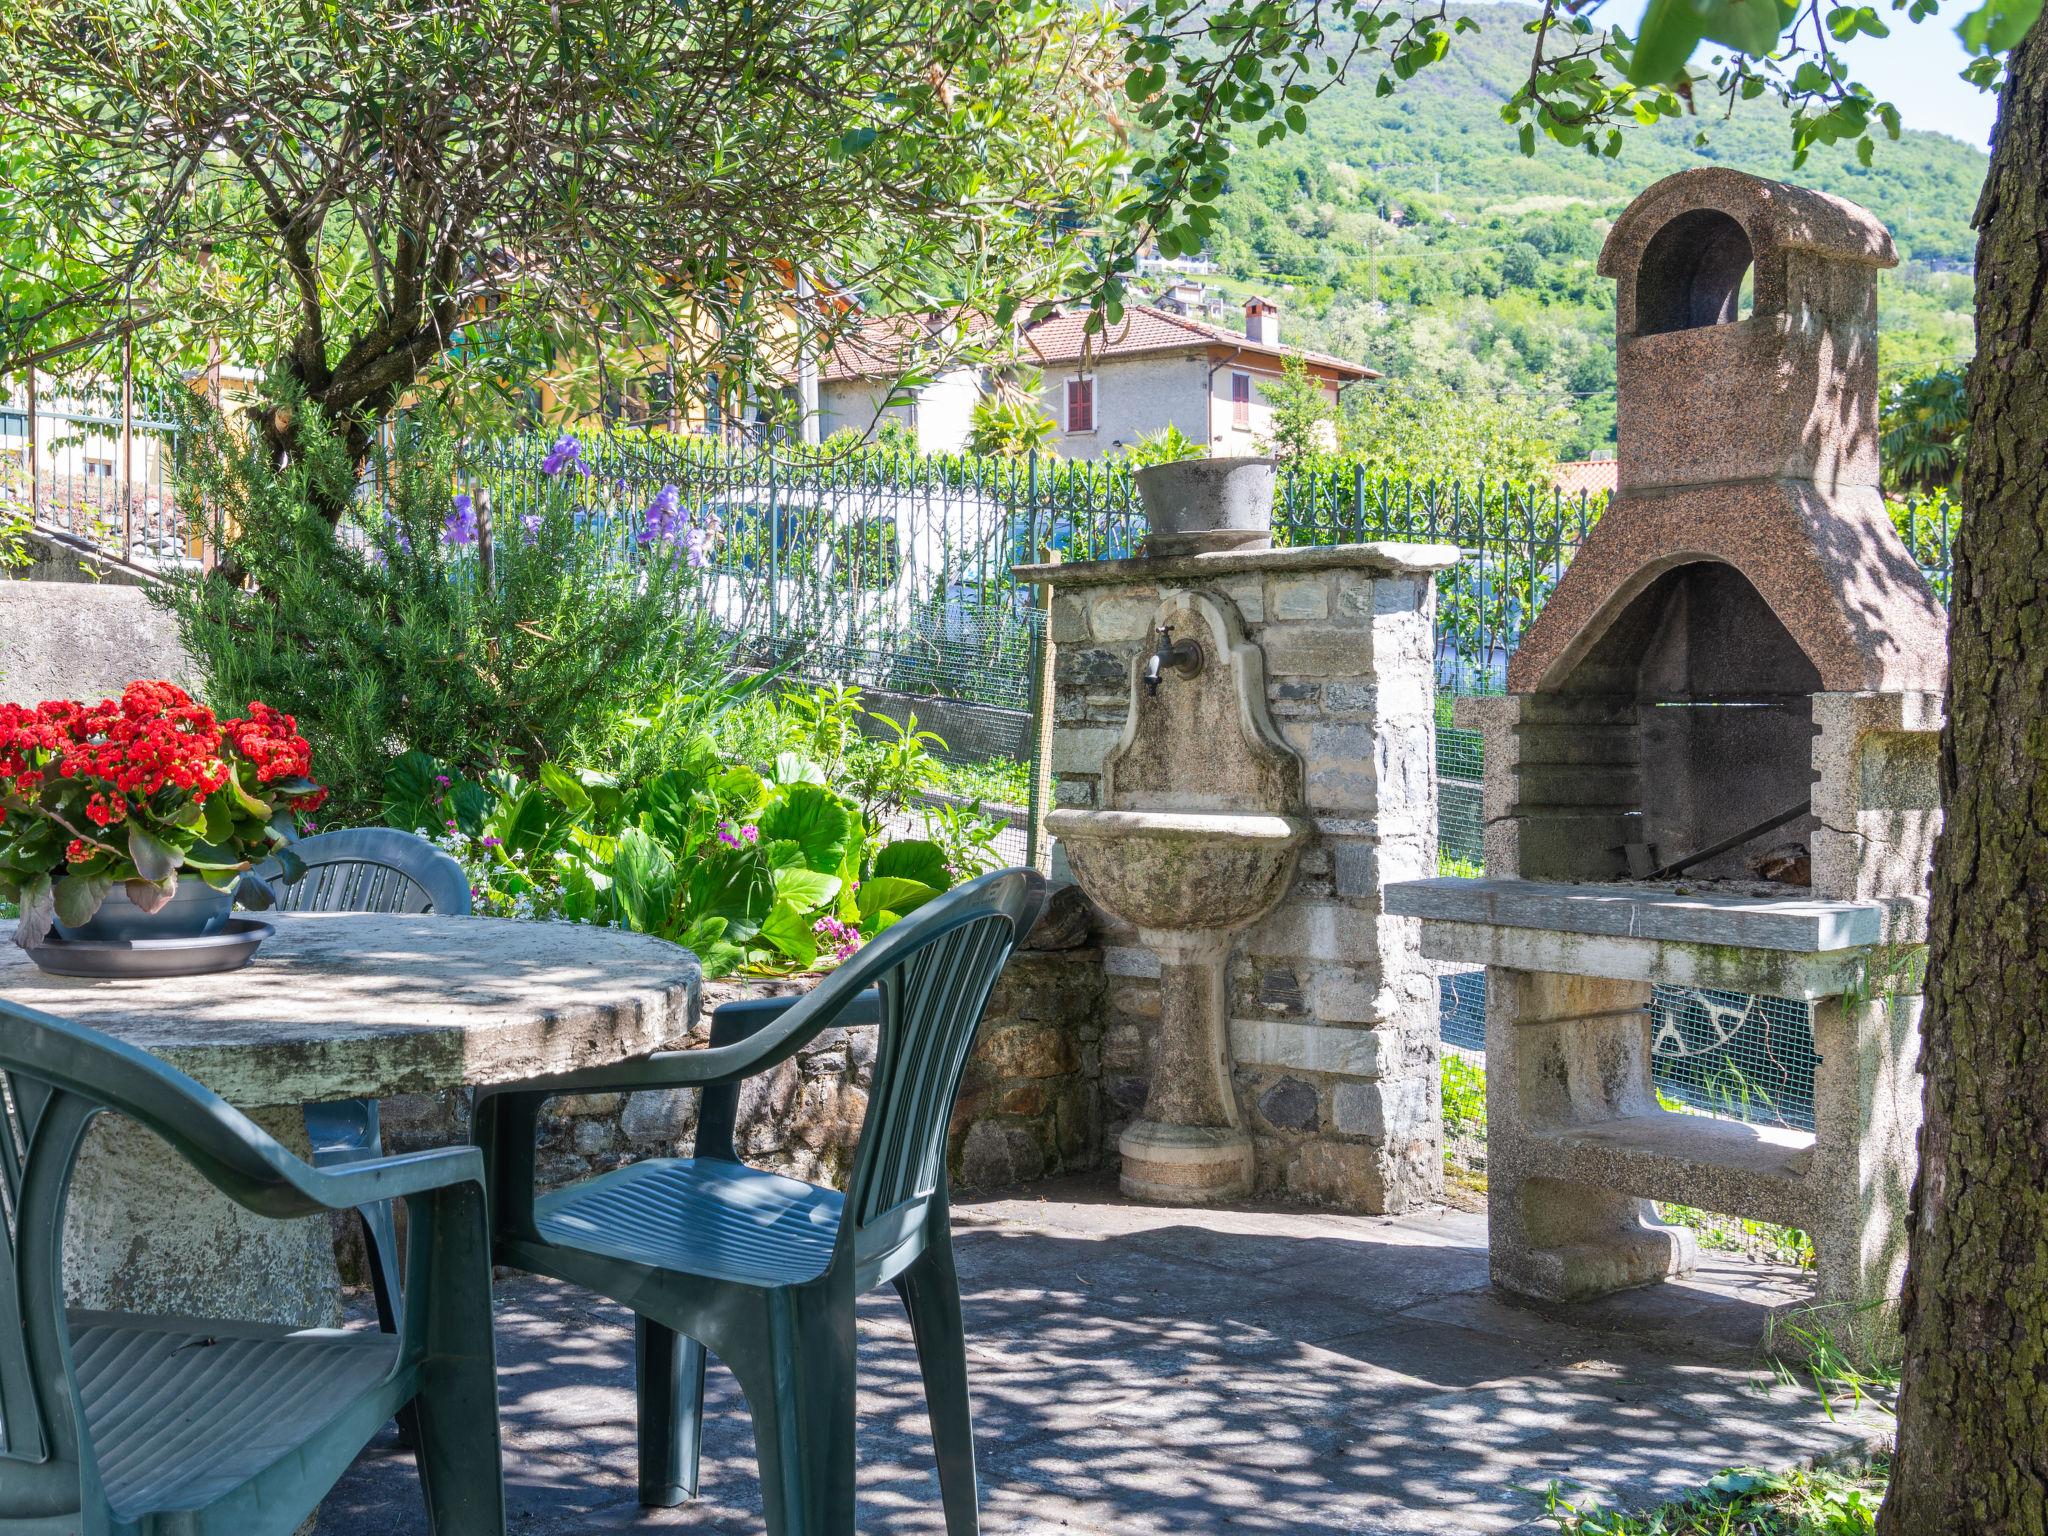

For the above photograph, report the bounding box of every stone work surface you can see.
[1040,545,1454,1213]
[316,1177,1884,1536]
[373,949,1108,1205]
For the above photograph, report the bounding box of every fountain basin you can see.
[1044,808,1309,933]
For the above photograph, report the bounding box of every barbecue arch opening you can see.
[1633,210,1755,336]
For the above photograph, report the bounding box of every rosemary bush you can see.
[158,401,731,819]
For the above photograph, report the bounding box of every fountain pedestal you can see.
[1117,931,1252,1201]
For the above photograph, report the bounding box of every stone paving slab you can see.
[316,1174,1881,1536]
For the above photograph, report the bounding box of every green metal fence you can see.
[452,433,1624,705]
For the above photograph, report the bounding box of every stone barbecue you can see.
[1389,167,1946,1358]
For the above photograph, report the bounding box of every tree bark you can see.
[1878,12,2048,1534]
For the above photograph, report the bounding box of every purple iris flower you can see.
[520,512,543,543]
[444,492,479,546]
[637,483,683,547]
[539,434,588,477]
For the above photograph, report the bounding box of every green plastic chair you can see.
[476,866,1047,1536]
[0,999,505,1536]
[253,827,473,1336]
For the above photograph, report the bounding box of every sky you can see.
[1602,0,2001,149]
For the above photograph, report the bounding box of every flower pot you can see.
[54,879,236,943]
[1132,456,1277,557]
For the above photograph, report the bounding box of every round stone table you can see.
[0,911,701,1327]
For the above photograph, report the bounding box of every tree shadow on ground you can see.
[317,1191,1870,1536]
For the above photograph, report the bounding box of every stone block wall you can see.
[1047,549,1449,1213]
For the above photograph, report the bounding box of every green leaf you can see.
[202,792,239,846]
[123,875,177,914]
[871,839,950,891]
[127,826,182,882]
[771,752,826,787]
[1626,0,1708,82]
[773,866,842,911]
[227,766,273,821]
[759,898,821,967]
[54,872,112,929]
[609,826,677,934]
[447,780,491,838]
[1957,0,2041,53]
[685,849,775,944]
[856,875,941,924]
[538,761,592,820]
[757,784,851,873]
[14,873,53,947]
[381,750,445,831]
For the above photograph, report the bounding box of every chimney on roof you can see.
[1244,296,1280,346]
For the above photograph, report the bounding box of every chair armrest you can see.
[480,985,883,1103]
[708,987,882,1035]
[302,1144,485,1210]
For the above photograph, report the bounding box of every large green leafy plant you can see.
[382,685,1008,977]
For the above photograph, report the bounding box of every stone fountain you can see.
[1047,582,1311,1200]
[1024,459,1459,1210]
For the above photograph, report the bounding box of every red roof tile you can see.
[820,303,1378,384]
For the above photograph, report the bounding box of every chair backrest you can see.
[808,868,1046,1277]
[259,827,472,916]
[0,1002,324,1522]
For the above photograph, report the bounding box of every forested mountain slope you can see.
[1193,3,1987,456]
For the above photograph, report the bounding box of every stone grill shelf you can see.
[1386,877,1882,950]
[1386,876,1887,1000]
[1523,1116,1818,1231]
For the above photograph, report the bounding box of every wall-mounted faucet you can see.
[1145,624,1205,697]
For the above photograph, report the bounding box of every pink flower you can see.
[813,914,862,962]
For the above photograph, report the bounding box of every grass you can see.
[929,754,1031,808]
[1542,1455,1889,1534]
[1656,1202,1817,1269]
[1442,1051,1487,1135]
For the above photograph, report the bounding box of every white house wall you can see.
[1205,361,1342,457]
[1038,353,1211,461]
[818,380,915,445]
[819,368,980,456]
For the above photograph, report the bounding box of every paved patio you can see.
[318,1174,1882,1535]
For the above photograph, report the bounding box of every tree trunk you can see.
[1878,12,2048,1534]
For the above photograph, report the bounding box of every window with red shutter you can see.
[1066,377,1095,433]
[1231,372,1252,430]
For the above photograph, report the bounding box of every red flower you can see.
[64,838,91,865]
[84,792,128,827]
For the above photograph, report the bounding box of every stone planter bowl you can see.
[1133,456,1277,556]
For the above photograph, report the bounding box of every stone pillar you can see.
[1808,987,1923,1353]
[64,1106,341,1328]
[1483,968,1696,1300]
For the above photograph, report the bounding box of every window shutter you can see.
[1066,377,1094,433]
[1231,373,1252,429]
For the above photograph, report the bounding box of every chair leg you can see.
[363,1199,405,1334]
[895,1243,980,1536]
[412,1184,507,1536]
[636,1314,707,1506]
[724,1290,857,1536]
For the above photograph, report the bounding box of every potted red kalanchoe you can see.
[0,680,323,952]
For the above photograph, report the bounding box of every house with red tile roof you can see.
[819,298,1378,459]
